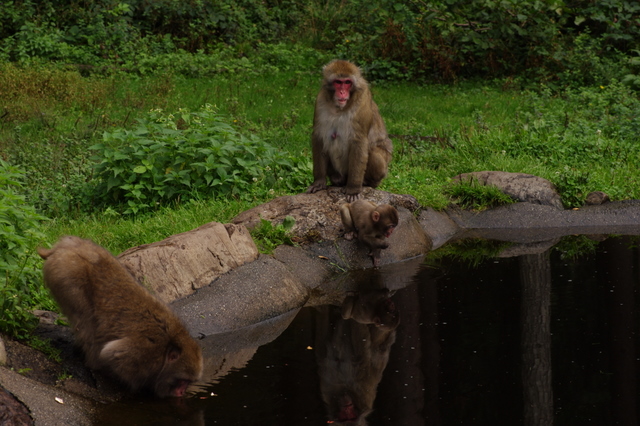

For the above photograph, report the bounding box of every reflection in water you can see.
[600,237,638,426]
[520,251,553,426]
[316,287,400,425]
[91,236,640,425]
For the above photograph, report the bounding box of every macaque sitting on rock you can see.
[307,59,393,201]
[38,236,203,398]
[339,200,399,267]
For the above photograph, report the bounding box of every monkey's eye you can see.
[333,79,353,89]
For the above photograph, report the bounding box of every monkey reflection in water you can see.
[38,236,203,398]
[316,287,400,425]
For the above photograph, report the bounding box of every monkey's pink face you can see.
[385,225,396,238]
[169,379,192,397]
[332,79,352,107]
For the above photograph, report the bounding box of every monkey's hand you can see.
[307,181,327,194]
[369,249,382,267]
[343,231,357,241]
[344,187,362,202]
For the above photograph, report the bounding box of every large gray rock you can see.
[171,255,308,336]
[452,171,564,209]
[233,189,428,268]
[232,187,420,241]
[0,368,95,426]
[418,207,462,250]
[118,222,258,303]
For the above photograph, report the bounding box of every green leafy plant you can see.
[0,160,53,339]
[90,105,307,214]
[250,216,296,254]
[27,335,62,363]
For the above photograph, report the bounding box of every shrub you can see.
[0,160,53,339]
[90,105,310,214]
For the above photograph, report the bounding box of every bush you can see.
[90,105,310,214]
[0,160,53,339]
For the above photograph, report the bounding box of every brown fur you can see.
[316,292,398,424]
[307,60,393,202]
[38,236,203,398]
[339,200,399,267]
[341,290,400,331]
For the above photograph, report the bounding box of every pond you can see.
[94,235,640,425]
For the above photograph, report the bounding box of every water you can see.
[94,236,640,425]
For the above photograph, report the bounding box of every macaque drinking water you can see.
[38,236,203,398]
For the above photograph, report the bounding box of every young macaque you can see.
[38,236,203,398]
[339,199,399,267]
[307,60,393,202]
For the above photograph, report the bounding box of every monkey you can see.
[341,289,400,331]
[307,60,393,202]
[37,236,203,398]
[315,290,399,425]
[339,200,399,267]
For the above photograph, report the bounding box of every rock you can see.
[233,190,428,269]
[0,386,33,425]
[452,171,564,209]
[171,255,308,336]
[273,206,430,271]
[0,368,95,426]
[118,222,258,303]
[497,239,560,257]
[0,337,5,367]
[418,207,461,250]
[585,191,610,205]
[232,187,420,241]
[273,244,336,291]
[32,310,58,325]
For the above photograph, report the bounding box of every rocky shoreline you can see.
[2,172,640,425]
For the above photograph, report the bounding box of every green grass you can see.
[3,60,640,339]
[40,198,256,255]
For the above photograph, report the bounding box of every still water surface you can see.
[95,236,640,425]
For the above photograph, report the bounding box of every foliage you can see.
[426,238,512,268]
[7,134,96,217]
[0,0,305,63]
[307,0,640,83]
[552,235,600,260]
[1,0,640,82]
[2,66,640,340]
[250,216,296,254]
[0,160,54,339]
[90,105,309,214]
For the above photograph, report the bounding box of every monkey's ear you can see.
[371,211,380,222]
[166,345,182,364]
[100,338,133,361]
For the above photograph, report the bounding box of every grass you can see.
[40,198,255,255]
[3,61,640,340]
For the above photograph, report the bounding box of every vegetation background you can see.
[2,0,640,338]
